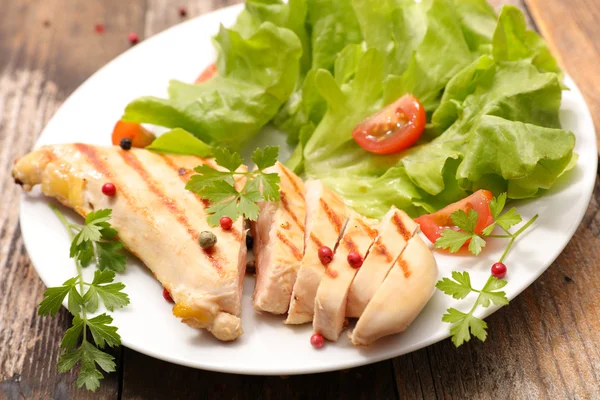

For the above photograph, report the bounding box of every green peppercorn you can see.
[198,231,217,249]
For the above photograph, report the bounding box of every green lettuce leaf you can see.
[492,6,561,74]
[403,59,573,199]
[307,0,362,71]
[146,128,212,157]
[123,22,301,151]
[452,0,497,54]
[381,0,476,111]
[273,0,362,143]
[302,4,574,217]
[232,0,311,74]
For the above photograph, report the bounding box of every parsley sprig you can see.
[38,206,129,391]
[434,193,538,347]
[186,146,280,226]
[435,193,538,261]
[436,272,509,346]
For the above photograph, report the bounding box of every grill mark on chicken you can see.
[372,238,392,262]
[76,144,159,250]
[310,232,324,249]
[325,268,338,278]
[343,237,358,253]
[119,150,225,272]
[320,198,343,234]
[276,231,303,261]
[392,213,412,241]
[280,166,304,199]
[397,257,412,278]
[357,219,379,240]
[280,192,304,230]
[160,154,242,241]
[76,144,114,178]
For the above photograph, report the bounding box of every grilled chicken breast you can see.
[13,144,247,341]
[252,162,306,314]
[350,235,438,346]
[313,212,378,341]
[346,207,418,318]
[286,180,348,325]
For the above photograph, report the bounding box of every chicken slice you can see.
[313,212,378,341]
[346,207,418,318]
[13,144,247,341]
[286,180,348,324]
[252,162,306,314]
[350,235,438,346]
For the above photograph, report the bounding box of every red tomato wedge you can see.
[195,63,217,83]
[111,121,155,148]
[415,190,494,246]
[352,94,426,155]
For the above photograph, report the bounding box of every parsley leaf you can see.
[213,147,243,171]
[251,146,279,169]
[90,270,130,311]
[67,286,84,315]
[436,271,472,299]
[38,277,79,316]
[435,230,472,253]
[252,171,280,202]
[477,277,509,307]
[61,315,85,349]
[96,241,126,272]
[468,235,486,256]
[238,189,262,220]
[87,314,121,348]
[489,192,507,219]
[436,209,485,255]
[206,198,242,226]
[445,312,488,346]
[58,341,116,391]
[451,209,478,233]
[494,207,522,231]
[186,146,280,225]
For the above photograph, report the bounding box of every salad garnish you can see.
[186,146,281,226]
[434,193,538,347]
[436,272,509,347]
[434,192,539,258]
[38,207,129,391]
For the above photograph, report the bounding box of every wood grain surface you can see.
[0,0,599,399]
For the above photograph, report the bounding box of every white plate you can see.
[19,4,597,375]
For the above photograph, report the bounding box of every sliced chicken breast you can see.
[313,212,378,341]
[346,207,418,318]
[252,162,306,314]
[350,235,438,346]
[286,180,348,324]
[13,144,247,341]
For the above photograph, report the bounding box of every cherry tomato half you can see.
[415,190,494,246]
[352,94,426,155]
[111,120,155,148]
[195,62,217,84]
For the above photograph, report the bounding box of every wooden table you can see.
[1,0,599,398]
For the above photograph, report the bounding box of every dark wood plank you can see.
[0,0,145,398]
[524,0,600,150]
[122,349,397,400]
